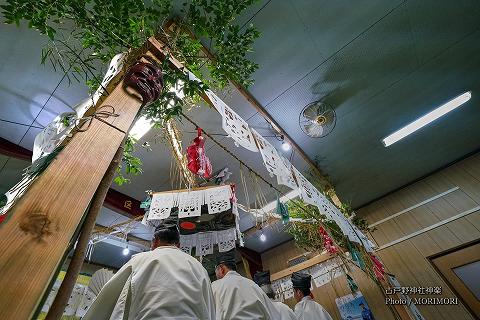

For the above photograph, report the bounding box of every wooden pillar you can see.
[0,80,142,319]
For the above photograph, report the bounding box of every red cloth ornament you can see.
[186,128,212,178]
[370,254,385,281]
[319,226,338,254]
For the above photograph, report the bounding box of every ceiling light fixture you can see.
[382,91,471,147]
[279,135,291,152]
[281,140,291,152]
[259,233,266,242]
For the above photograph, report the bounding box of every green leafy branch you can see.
[2,0,261,185]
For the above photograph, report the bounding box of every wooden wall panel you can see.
[261,241,396,319]
[261,153,480,319]
[357,153,480,320]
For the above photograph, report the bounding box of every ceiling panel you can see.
[0,120,28,145]
[0,24,64,125]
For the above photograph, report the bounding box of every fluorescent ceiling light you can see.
[382,91,471,147]
[128,81,186,140]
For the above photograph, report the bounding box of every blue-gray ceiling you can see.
[1,0,480,256]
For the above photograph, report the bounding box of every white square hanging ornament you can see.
[222,104,258,152]
[205,185,232,214]
[180,233,197,255]
[148,193,175,220]
[196,232,214,256]
[251,129,282,177]
[178,190,204,218]
[217,228,237,252]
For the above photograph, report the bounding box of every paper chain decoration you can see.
[147,185,232,220]
[180,227,237,256]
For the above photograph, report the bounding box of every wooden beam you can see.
[270,253,333,281]
[0,138,144,218]
[0,79,143,319]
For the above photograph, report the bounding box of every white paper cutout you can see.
[205,185,231,214]
[148,193,175,220]
[284,288,295,300]
[180,233,197,255]
[217,228,237,252]
[178,190,204,218]
[251,128,284,176]
[276,156,298,190]
[196,232,214,256]
[292,167,321,206]
[222,104,258,152]
[76,288,96,317]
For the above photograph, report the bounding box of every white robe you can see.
[273,301,298,320]
[211,271,280,320]
[83,246,216,320]
[294,296,333,320]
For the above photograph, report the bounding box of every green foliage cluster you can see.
[2,0,261,185]
[114,136,143,186]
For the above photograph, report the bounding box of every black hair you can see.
[153,228,179,245]
[296,287,311,297]
[219,261,237,271]
[266,291,275,299]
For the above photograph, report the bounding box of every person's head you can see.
[291,272,312,302]
[359,303,366,310]
[293,287,311,301]
[253,271,275,299]
[215,250,236,280]
[151,227,179,249]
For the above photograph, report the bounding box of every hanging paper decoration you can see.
[214,167,232,185]
[276,197,290,224]
[222,104,259,152]
[177,190,204,218]
[217,228,237,252]
[346,274,359,293]
[319,226,338,254]
[276,156,298,189]
[292,167,322,206]
[251,128,283,177]
[186,128,212,179]
[205,185,232,214]
[370,254,385,281]
[196,232,215,256]
[180,233,197,255]
[148,193,176,220]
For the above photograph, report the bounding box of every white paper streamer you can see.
[222,104,258,152]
